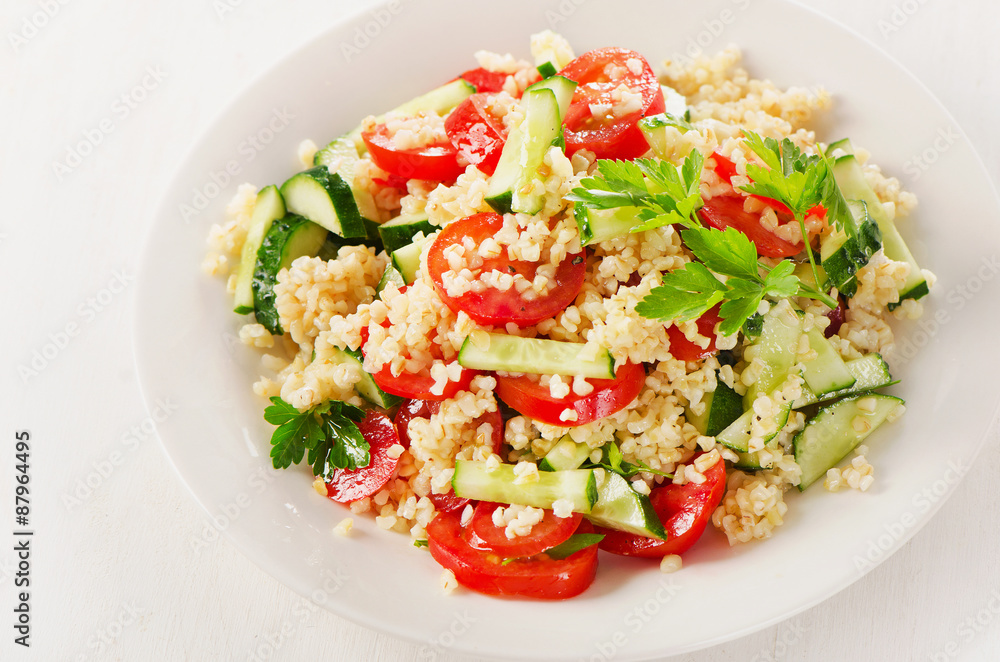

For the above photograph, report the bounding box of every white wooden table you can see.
[3,0,999,659]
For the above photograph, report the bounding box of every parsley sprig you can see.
[585,442,673,480]
[567,150,705,232]
[636,225,834,335]
[264,397,370,478]
[738,130,853,293]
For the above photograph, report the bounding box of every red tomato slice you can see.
[494,361,645,427]
[698,194,803,259]
[558,48,665,160]
[456,67,509,94]
[393,399,441,448]
[362,123,463,182]
[666,304,722,362]
[427,512,598,599]
[372,362,476,401]
[427,212,587,328]
[597,453,726,558]
[466,502,582,558]
[444,94,507,176]
[325,409,402,503]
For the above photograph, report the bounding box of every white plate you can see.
[133,0,1000,659]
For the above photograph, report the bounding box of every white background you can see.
[3,0,999,660]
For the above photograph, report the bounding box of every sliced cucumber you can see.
[715,398,792,453]
[832,154,928,307]
[800,327,856,396]
[375,264,406,296]
[820,199,882,299]
[486,87,563,215]
[538,436,591,472]
[326,346,402,409]
[344,79,475,152]
[311,135,380,223]
[251,215,328,334]
[794,353,893,408]
[377,213,435,255]
[573,205,642,246]
[457,334,615,380]
[524,75,578,118]
[794,394,904,490]
[233,186,285,315]
[280,167,367,239]
[585,472,666,540]
[390,234,431,284]
[743,304,803,408]
[827,137,854,156]
[685,380,743,437]
[451,459,598,513]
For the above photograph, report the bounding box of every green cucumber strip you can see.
[280,167,367,239]
[536,61,558,78]
[686,379,743,438]
[377,213,435,255]
[538,437,591,472]
[820,199,882,298]
[800,328,856,395]
[233,186,285,315]
[251,215,328,335]
[832,154,928,307]
[390,235,431,284]
[457,334,615,379]
[715,398,793,453]
[574,205,643,246]
[524,75,578,119]
[311,136,380,223]
[827,138,854,156]
[375,264,406,296]
[743,304,803,408]
[794,394,904,490]
[793,353,892,408]
[585,472,667,540]
[451,460,598,513]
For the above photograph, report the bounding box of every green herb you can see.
[636,226,834,335]
[543,533,605,560]
[639,112,696,135]
[567,150,705,232]
[413,539,429,549]
[587,442,673,480]
[264,397,369,478]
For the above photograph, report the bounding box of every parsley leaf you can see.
[762,259,800,299]
[639,112,696,135]
[543,533,605,560]
[413,539,429,549]
[739,130,826,221]
[718,294,764,337]
[634,264,725,323]
[585,443,673,479]
[681,226,758,281]
[264,397,370,478]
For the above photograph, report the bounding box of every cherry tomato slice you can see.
[362,123,463,182]
[559,48,665,160]
[427,212,586,328]
[372,362,476,401]
[427,512,598,599]
[697,194,803,259]
[456,67,509,94]
[465,502,582,558]
[494,361,645,427]
[325,409,402,503]
[666,304,722,362]
[444,94,507,176]
[597,453,726,558]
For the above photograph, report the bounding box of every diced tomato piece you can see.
[597,453,726,558]
[456,67,509,94]
[325,410,402,503]
[494,361,645,427]
[465,502,582,558]
[559,48,665,160]
[427,513,598,599]
[698,194,804,259]
[444,93,507,176]
[362,123,463,182]
[666,304,722,362]
[427,212,586,327]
